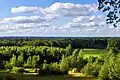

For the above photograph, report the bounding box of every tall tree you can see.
[17,53,24,67]
[26,56,32,67]
[107,39,119,53]
[32,55,40,68]
[10,54,17,67]
[65,44,72,56]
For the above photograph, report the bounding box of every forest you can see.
[0,37,119,80]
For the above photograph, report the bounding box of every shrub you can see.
[16,53,24,67]
[32,55,40,68]
[49,62,61,75]
[99,54,120,80]
[39,63,50,76]
[59,56,69,74]
[38,62,62,76]
[81,57,103,77]
[11,67,18,73]
[4,61,13,71]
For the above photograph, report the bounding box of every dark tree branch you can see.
[98,0,120,27]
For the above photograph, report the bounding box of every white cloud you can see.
[2,23,49,30]
[16,23,50,29]
[73,15,103,23]
[0,16,48,24]
[11,6,42,14]
[11,2,98,19]
[0,2,119,36]
[43,2,98,17]
[62,15,106,30]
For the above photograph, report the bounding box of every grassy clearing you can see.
[0,72,98,80]
[81,49,107,58]
[0,72,67,80]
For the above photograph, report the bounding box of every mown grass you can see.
[81,49,107,58]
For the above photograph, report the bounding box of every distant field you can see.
[81,49,107,58]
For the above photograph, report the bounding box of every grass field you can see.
[81,49,107,58]
[0,72,66,80]
[0,72,98,80]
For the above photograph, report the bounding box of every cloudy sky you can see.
[0,0,119,37]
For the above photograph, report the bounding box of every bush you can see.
[99,53,120,80]
[49,62,62,75]
[38,62,63,76]
[11,67,18,73]
[81,57,103,77]
[38,63,50,76]
[59,56,69,74]
[4,61,13,71]
[38,56,70,76]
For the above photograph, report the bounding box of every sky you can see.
[0,0,120,37]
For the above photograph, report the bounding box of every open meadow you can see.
[81,49,107,58]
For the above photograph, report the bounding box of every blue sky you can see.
[0,0,119,37]
[0,0,97,17]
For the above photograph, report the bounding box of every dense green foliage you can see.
[107,39,120,53]
[0,37,107,49]
[80,39,120,80]
[99,53,120,80]
[82,56,104,77]
[0,37,120,80]
[0,43,87,75]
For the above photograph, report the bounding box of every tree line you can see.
[0,37,108,49]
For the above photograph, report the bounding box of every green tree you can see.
[4,54,17,71]
[32,55,40,68]
[10,54,17,67]
[4,61,13,71]
[25,56,32,68]
[82,57,103,77]
[76,51,87,71]
[107,39,119,54]
[65,44,72,56]
[16,53,24,67]
[59,55,69,74]
[99,53,120,80]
